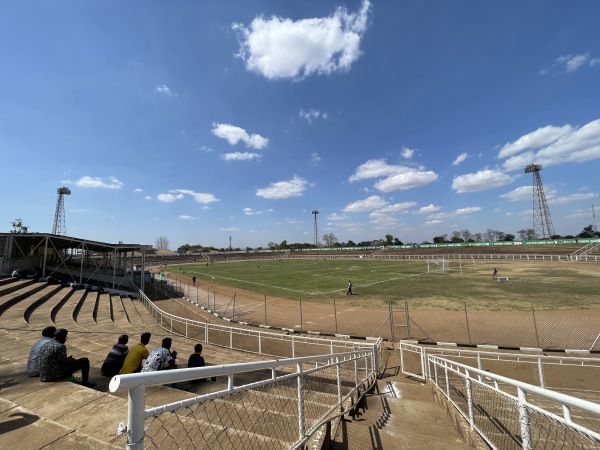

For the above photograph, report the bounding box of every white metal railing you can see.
[110,350,377,449]
[423,352,600,449]
[136,287,382,366]
[399,342,600,390]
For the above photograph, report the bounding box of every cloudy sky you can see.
[1,1,599,249]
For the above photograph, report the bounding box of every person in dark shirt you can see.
[101,335,129,377]
[188,344,215,383]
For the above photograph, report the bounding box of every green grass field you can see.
[170,258,600,311]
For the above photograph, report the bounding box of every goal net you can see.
[427,259,449,273]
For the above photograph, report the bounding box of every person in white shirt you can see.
[27,326,56,377]
[141,338,177,372]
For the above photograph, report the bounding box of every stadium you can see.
[1,230,600,449]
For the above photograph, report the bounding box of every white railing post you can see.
[465,369,474,430]
[336,357,343,411]
[258,331,262,355]
[229,328,233,349]
[517,387,533,450]
[292,335,296,358]
[204,322,208,344]
[297,363,306,441]
[445,361,450,398]
[538,357,545,389]
[126,384,146,450]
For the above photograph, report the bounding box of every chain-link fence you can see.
[426,354,600,449]
[110,351,377,450]
[155,274,600,350]
[399,343,600,402]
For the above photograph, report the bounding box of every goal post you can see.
[427,259,449,273]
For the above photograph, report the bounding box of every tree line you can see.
[154,224,599,253]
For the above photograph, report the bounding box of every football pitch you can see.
[169,258,600,311]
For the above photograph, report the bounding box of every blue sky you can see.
[2,1,599,249]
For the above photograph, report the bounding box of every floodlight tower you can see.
[524,164,554,239]
[312,210,319,247]
[52,187,71,235]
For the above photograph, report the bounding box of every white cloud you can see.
[557,53,589,73]
[68,176,123,189]
[299,109,328,122]
[415,204,440,214]
[327,213,349,221]
[154,84,176,96]
[157,193,184,203]
[256,175,308,199]
[221,152,261,161]
[212,123,269,149]
[452,152,468,166]
[349,159,438,191]
[377,202,416,213]
[452,169,517,193]
[548,192,596,205]
[500,119,600,171]
[400,147,414,159]
[428,206,482,221]
[178,215,196,220]
[243,208,262,216]
[144,196,152,200]
[232,0,371,80]
[498,125,573,159]
[500,186,532,202]
[342,195,388,212]
[172,189,219,204]
[369,211,398,228]
[540,54,596,75]
[133,188,143,193]
[424,220,444,226]
[310,152,321,165]
[374,170,438,192]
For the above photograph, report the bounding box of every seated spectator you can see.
[27,326,56,377]
[101,335,129,377]
[141,338,177,372]
[187,343,216,383]
[120,332,151,374]
[38,328,96,388]
[11,269,21,279]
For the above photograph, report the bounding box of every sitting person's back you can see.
[120,332,151,374]
[101,334,129,377]
[27,326,56,377]
[141,337,177,372]
[187,343,215,383]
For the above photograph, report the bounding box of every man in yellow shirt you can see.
[120,332,151,374]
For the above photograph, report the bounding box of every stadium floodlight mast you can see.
[52,187,71,236]
[524,164,554,239]
[312,210,319,247]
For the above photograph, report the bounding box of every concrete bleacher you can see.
[0,278,482,449]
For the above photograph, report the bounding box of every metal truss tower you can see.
[312,210,319,247]
[52,187,71,235]
[524,164,555,239]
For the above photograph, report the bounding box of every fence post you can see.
[297,363,306,441]
[465,370,474,430]
[532,304,541,348]
[336,357,343,411]
[264,295,267,325]
[517,387,533,450]
[405,301,411,339]
[388,301,395,341]
[537,357,545,388]
[299,299,303,332]
[464,302,472,344]
[232,292,236,320]
[126,384,146,450]
[333,298,338,335]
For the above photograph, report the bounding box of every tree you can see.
[385,234,394,245]
[322,233,338,247]
[517,229,536,240]
[450,231,464,243]
[10,219,29,234]
[155,236,169,250]
[433,234,448,244]
[460,229,472,242]
[578,224,600,238]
